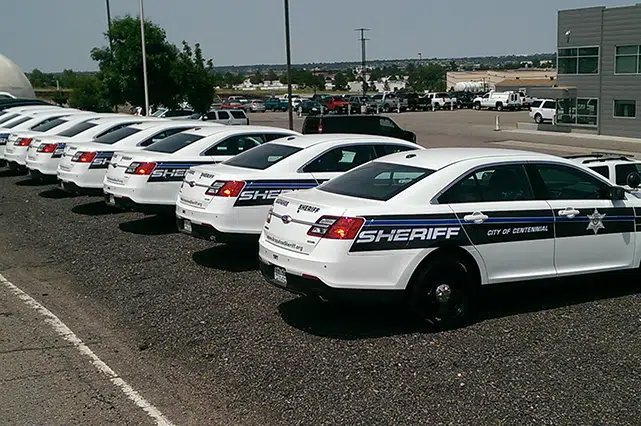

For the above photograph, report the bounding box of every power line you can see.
[354,28,370,96]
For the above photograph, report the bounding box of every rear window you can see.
[30,117,67,132]
[224,143,302,170]
[0,113,19,125]
[57,121,97,137]
[542,101,556,109]
[4,116,31,128]
[531,100,543,108]
[144,132,204,153]
[615,164,641,185]
[230,111,246,119]
[318,161,434,201]
[94,126,142,144]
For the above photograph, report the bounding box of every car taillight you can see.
[318,124,323,133]
[71,151,97,163]
[16,137,33,147]
[307,216,365,240]
[266,206,273,223]
[37,143,58,153]
[205,180,245,197]
[124,161,157,175]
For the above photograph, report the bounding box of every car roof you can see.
[187,125,298,137]
[275,133,415,149]
[86,116,163,125]
[374,147,562,170]
[126,121,202,131]
[566,153,640,165]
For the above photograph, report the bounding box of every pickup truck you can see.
[425,92,456,110]
[264,97,289,112]
[371,93,405,112]
[326,96,351,114]
[473,91,522,111]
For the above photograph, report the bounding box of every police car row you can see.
[4,105,641,330]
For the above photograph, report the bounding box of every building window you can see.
[557,98,598,126]
[615,46,641,74]
[558,47,599,74]
[614,100,636,118]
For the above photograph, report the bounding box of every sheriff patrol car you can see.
[259,147,641,329]
[104,126,300,213]
[175,134,421,243]
[24,115,154,178]
[56,121,220,193]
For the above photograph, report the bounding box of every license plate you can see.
[183,220,192,233]
[273,266,287,286]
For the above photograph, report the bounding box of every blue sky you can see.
[0,0,629,72]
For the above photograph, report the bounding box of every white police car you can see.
[56,121,220,193]
[24,115,155,179]
[259,147,641,328]
[566,152,641,193]
[103,126,300,214]
[176,134,421,243]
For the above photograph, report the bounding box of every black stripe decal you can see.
[554,207,635,238]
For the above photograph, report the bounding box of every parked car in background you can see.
[152,108,194,118]
[347,96,376,113]
[221,101,245,110]
[264,97,289,112]
[0,92,16,99]
[326,96,351,114]
[528,99,557,123]
[311,94,332,104]
[519,92,535,108]
[245,100,266,113]
[201,109,249,125]
[397,92,420,111]
[299,100,327,115]
[450,91,476,109]
[566,152,641,191]
[302,115,416,143]
[372,93,405,112]
[425,92,456,110]
[473,91,522,111]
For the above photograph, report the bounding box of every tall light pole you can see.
[139,0,150,116]
[355,28,370,96]
[284,0,294,130]
[418,52,422,65]
[105,0,113,52]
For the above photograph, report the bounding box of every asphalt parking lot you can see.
[3,110,641,425]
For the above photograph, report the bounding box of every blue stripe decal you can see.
[245,183,317,189]
[368,215,635,227]
[155,163,198,168]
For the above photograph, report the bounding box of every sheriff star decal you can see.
[586,209,606,234]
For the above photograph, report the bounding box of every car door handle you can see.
[558,208,580,218]
[463,212,489,224]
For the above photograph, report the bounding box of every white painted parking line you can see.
[0,273,175,426]
[490,140,641,156]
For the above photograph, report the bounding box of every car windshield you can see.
[29,117,67,132]
[4,116,31,128]
[94,126,142,144]
[57,121,97,137]
[318,161,434,201]
[144,132,204,153]
[224,143,302,170]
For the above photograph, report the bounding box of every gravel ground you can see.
[2,169,641,426]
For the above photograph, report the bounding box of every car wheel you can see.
[434,103,440,111]
[474,103,481,110]
[407,254,477,330]
[496,103,504,111]
[534,113,543,124]
[383,104,390,113]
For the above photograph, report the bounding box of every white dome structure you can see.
[0,54,36,99]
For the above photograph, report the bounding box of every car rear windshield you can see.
[30,117,67,132]
[224,143,302,170]
[4,116,31,128]
[57,121,96,137]
[318,161,434,201]
[94,126,142,144]
[144,132,204,153]
[0,113,19,125]
[230,111,246,119]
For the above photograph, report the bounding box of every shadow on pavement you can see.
[72,201,123,216]
[119,215,178,236]
[278,271,641,340]
[0,169,27,178]
[38,188,80,199]
[192,244,259,272]
[15,178,53,187]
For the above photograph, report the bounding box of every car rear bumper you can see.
[104,193,174,214]
[59,180,102,195]
[58,168,105,189]
[175,199,263,236]
[175,217,257,243]
[104,181,178,207]
[4,148,28,165]
[26,155,59,176]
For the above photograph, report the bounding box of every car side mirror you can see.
[610,186,626,200]
[627,172,641,188]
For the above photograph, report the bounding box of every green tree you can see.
[68,75,111,112]
[176,41,216,114]
[407,64,445,92]
[27,69,54,88]
[250,70,264,85]
[333,72,348,91]
[91,15,182,111]
[52,91,68,106]
[265,69,279,82]
[59,69,77,89]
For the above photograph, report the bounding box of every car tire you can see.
[534,113,543,124]
[383,104,391,113]
[434,103,441,111]
[496,103,504,111]
[407,254,477,330]
[474,103,481,110]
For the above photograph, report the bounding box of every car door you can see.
[527,163,636,274]
[541,101,557,120]
[301,144,378,185]
[438,163,556,283]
